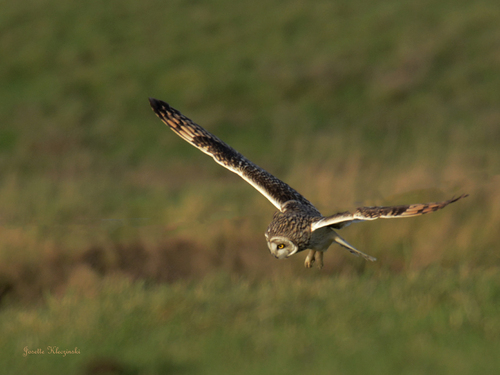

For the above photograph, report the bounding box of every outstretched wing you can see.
[311,194,468,231]
[149,98,317,213]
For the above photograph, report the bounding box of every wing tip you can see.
[450,193,469,204]
[148,96,159,108]
[149,98,183,130]
[149,97,168,112]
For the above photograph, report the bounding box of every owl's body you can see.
[149,98,467,268]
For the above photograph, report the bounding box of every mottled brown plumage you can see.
[149,98,468,269]
[149,98,315,211]
[311,195,468,231]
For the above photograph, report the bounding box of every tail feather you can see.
[332,232,377,262]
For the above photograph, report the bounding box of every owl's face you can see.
[265,235,299,259]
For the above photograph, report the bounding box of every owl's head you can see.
[265,235,299,259]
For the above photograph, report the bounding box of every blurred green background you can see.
[1,0,499,373]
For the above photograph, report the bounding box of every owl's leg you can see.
[316,251,324,269]
[304,250,316,268]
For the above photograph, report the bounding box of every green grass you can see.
[2,270,500,374]
[1,0,500,373]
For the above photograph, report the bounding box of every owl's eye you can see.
[277,244,285,249]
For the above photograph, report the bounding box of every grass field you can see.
[2,270,500,374]
[1,0,500,373]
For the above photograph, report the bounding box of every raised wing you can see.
[311,194,468,232]
[149,98,317,213]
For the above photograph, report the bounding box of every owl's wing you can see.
[149,98,317,213]
[311,194,468,232]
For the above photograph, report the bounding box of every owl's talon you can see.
[304,250,316,268]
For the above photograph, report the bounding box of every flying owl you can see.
[149,98,467,269]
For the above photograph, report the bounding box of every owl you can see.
[149,98,467,268]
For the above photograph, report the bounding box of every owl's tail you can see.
[332,231,377,262]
